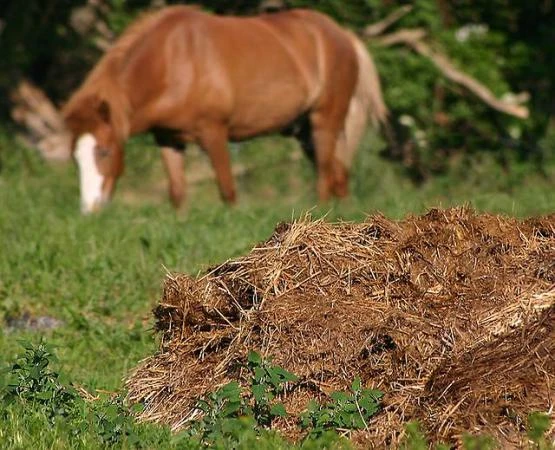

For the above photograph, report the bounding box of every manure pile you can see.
[127,207,554,447]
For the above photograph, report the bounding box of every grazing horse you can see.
[63,6,387,213]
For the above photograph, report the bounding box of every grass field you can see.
[0,128,553,448]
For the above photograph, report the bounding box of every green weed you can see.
[528,412,553,450]
[300,377,382,438]
[400,418,554,450]
[1,339,80,421]
[180,351,380,445]
[177,352,300,443]
[246,350,298,427]
[0,341,158,448]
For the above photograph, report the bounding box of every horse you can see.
[62,5,387,213]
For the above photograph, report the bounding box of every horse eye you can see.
[96,147,110,158]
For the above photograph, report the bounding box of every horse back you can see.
[264,9,359,110]
[117,7,359,140]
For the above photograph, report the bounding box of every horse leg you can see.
[160,146,185,208]
[198,126,237,204]
[332,133,349,198]
[310,111,342,202]
[333,163,349,198]
[288,115,349,196]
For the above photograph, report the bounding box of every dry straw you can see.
[126,207,554,447]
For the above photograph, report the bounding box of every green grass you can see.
[0,127,553,448]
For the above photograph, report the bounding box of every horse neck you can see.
[75,58,131,143]
[100,71,131,143]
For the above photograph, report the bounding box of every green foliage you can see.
[528,412,553,450]
[289,0,375,28]
[461,433,497,450]
[183,352,379,445]
[185,351,299,444]
[401,418,554,450]
[1,339,79,421]
[197,381,243,423]
[0,340,145,447]
[369,4,532,174]
[174,415,348,450]
[400,422,428,450]
[105,0,147,35]
[400,422,449,450]
[300,377,383,438]
[246,350,298,427]
[187,381,245,443]
[91,396,142,446]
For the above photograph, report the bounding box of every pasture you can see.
[0,128,554,448]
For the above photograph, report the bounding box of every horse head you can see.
[63,94,124,214]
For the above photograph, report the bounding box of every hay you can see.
[126,207,555,447]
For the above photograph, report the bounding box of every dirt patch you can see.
[126,207,554,447]
[4,312,65,333]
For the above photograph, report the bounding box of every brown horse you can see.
[63,6,387,213]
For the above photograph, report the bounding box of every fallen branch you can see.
[11,81,65,132]
[10,80,72,161]
[363,5,413,37]
[377,28,427,46]
[374,29,529,119]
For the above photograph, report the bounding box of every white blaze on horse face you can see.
[74,133,104,214]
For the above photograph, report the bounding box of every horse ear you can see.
[98,99,111,123]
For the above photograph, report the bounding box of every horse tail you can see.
[337,32,388,169]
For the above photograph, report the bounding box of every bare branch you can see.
[363,5,413,37]
[10,80,72,161]
[377,28,427,46]
[375,29,530,119]
[10,81,65,132]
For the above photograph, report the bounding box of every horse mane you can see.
[63,6,202,138]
